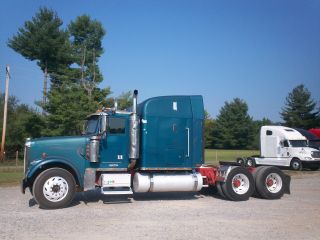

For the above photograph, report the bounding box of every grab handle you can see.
[186,127,190,157]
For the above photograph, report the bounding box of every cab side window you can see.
[283,140,289,147]
[108,118,126,134]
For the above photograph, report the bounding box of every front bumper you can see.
[302,160,320,169]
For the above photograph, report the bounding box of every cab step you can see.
[100,173,133,195]
[101,187,133,195]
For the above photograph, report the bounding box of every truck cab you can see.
[21,91,206,208]
[84,111,131,169]
[253,126,320,170]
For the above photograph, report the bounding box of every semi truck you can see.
[237,126,320,171]
[21,91,291,209]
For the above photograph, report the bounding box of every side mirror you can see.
[100,115,107,134]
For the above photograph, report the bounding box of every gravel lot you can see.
[0,171,320,240]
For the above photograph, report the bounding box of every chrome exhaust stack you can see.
[128,90,140,169]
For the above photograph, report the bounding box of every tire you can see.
[255,166,285,199]
[216,181,226,199]
[220,167,254,201]
[251,166,268,197]
[236,158,245,166]
[290,158,302,171]
[246,157,256,167]
[33,168,76,209]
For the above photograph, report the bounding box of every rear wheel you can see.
[33,168,76,209]
[255,166,285,199]
[216,182,226,199]
[220,167,254,201]
[290,158,302,171]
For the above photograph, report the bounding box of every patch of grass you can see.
[0,160,24,186]
[205,149,260,165]
[0,171,23,187]
[0,159,24,167]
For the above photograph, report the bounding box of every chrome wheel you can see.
[43,176,69,202]
[231,173,250,195]
[265,173,283,193]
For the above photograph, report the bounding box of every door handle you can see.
[186,127,190,158]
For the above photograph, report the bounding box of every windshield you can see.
[84,115,99,134]
[289,140,308,148]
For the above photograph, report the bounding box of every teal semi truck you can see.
[21,90,291,209]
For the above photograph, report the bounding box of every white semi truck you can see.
[238,126,320,171]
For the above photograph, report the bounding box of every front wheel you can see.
[33,168,76,209]
[290,158,302,171]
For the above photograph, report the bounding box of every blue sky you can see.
[0,0,319,121]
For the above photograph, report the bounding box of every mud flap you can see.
[21,178,28,194]
[283,173,291,195]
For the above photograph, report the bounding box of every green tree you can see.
[204,111,215,148]
[0,94,44,155]
[212,98,254,149]
[42,14,110,136]
[43,82,111,136]
[7,7,71,108]
[280,84,319,129]
[251,118,273,149]
[68,15,106,98]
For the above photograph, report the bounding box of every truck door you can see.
[279,140,291,165]
[280,140,290,157]
[162,117,192,167]
[99,116,129,169]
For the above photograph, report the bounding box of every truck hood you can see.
[26,136,88,166]
[290,147,320,160]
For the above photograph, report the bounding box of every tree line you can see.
[205,84,320,150]
[1,8,319,155]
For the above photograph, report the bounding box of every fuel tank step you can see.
[100,173,133,195]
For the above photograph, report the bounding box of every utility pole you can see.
[0,65,10,162]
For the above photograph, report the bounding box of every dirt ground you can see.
[0,171,320,240]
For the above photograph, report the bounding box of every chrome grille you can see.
[312,151,320,158]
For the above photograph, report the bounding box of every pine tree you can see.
[42,14,109,136]
[280,85,319,129]
[68,15,106,98]
[204,111,215,148]
[43,81,111,136]
[212,98,254,149]
[7,7,71,108]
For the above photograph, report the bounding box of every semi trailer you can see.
[237,126,320,170]
[21,91,291,209]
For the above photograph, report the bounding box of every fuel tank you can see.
[133,172,203,193]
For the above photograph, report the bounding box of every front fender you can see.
[26,157,83,187]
